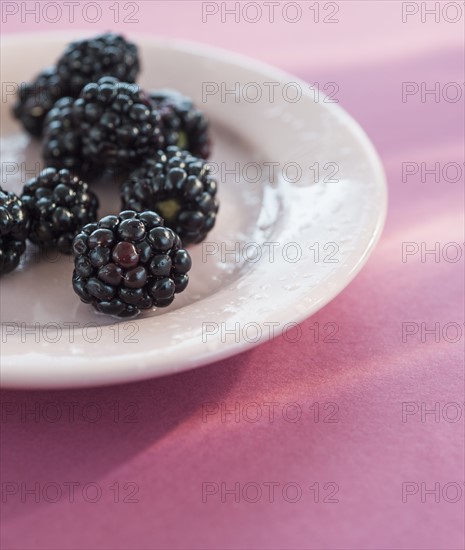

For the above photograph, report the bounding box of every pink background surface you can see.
[1,1,464,549]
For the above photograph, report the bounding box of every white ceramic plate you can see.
[0,32,386,389]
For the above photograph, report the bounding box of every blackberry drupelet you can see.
[21,168,99,254]
[121,147,219,245]
[12,67,65,137]
[0,188,29,275]
[149,89,211,159]
[74,77,165,170]
[57,33,139,96]
[42,97,104,181]
[72,210,192,317]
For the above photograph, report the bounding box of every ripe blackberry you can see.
[12,67,65,137]
[74,77,164,170]
[121,147,219,245]
[12,33,139,138]
[149,89,211,159]
[72,210,192,317]
[0,188,29,275]
[57,33,139,96]
[21,168,99,254]
[42,97,104,181]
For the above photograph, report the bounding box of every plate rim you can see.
[0,32,387,389]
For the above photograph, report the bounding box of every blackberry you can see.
[121,147,219,245]
[149,89,211,159]
[21,168,99,254]
[74,77,165,170]
[12,33,139,137]
[57,33,139,96]
[0,188,29,275]
[42,97,104,181]
[72,210,192,317]
[12,67,65,137]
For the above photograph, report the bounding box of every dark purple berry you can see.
[12,67,66,137]
[124,266,147,288]
[121,147,219,245]
[76,77,164,170]
[86,277,115,301]
[57,33,139,95]
[148,89,211,159]
[173,249,192,274]
[13,34,139,138]
[89,247,111,268]
[21,168,98,254]
[98,215,119,230]
[118,218,145,241]
[148,227,175,251]
[0,188,30,275]
[72,210,191,317]
[75,255,93,277]
[150,277,175,300]
[149,254,172,276]
[98,263,123,286]
[88,228,114,248]
[112,241,139,268]
[42,97,104,181]
[174,274,189,293]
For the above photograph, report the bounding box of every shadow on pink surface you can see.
[0,356,246,520]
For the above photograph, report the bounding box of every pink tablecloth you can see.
[1,2,464,549]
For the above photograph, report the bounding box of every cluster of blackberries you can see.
[2,33,219,318]
[13,33,139,137]
[14,33,210,167]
